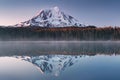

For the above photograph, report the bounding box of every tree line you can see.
[0,26,120,40]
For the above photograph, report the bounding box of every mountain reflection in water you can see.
[0,55,120,80]
[0,41,120,80]
[15,55,83,76]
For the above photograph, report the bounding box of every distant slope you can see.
[15,7,85,27]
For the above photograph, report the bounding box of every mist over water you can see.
[0,41,120,80]
[0,41,119,56]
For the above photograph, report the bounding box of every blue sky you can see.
[0,0,120,27]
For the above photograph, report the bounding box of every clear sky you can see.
[0,0,120,27]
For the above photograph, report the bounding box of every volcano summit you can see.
[16,7,84,27]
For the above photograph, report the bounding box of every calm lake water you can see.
[0,41,120,80]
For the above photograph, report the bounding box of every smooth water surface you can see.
[0,41,120,56]
[0,41,120,80]
[0,55,120,80]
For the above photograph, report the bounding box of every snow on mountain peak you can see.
[37,9,44,15]
[15,7,85,27]
[53,6,60,12]
[52,6,60,12]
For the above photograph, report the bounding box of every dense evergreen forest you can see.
[0,26,120,40]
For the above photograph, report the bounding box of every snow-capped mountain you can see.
[15,55,83,76]
[15,7,85,27]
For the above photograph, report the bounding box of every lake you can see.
[0,41,120,80]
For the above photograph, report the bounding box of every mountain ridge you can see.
[15,7,85,27]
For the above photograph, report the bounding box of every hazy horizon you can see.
[0,0,120,27]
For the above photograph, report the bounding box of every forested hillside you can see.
[0,26,120,40]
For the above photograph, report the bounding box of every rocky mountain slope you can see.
[15,7,85,27]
